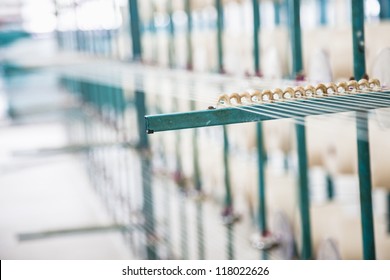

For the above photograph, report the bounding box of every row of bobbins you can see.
[217,78,381,106]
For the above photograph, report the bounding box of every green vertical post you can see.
[190,100,205,259]
[129,0,142,61]
[288,0,311,259]
[387,192,390,233]
[295,118,312,260]
[223,126,232,209]
[190,101,202,193]
[288,0,303,78]
[135,87,156,259]
[356,110,375,259]
[168,0,175,68]
[223,126,234,260]
[185,0,193,70]
[352,0,366,80]
[252,0,261,75]
[379,0,390,19]
[150,0,158,64]
[216,0,224,73]
[173,97,188,259]
[352,0,376,260]
[318,0,327,26]
[257,122,268,260]
[326,174,334,200]
[274,0,281,26]
[256,122,267,236]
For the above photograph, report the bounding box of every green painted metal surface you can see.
[227,224,234,260]
[379,0,390,19]
[352,0,366,80]
[318,0,327,26]
[196,202,205,259]
[256,122,267,236]
[288,0,303,77]
[216,0,224,73]
[274,1,281,26]
[387,192,390,233]
[0,30,30,47]
[295,119,312,259]
[145,92,390,133]
[352,0,376,260]
[185,0,193,70]
[223,126,233,208]
[356,111,376,260]
[190,99,205,259]
[252,0,261,75]
[168,0,175,68]
[135,88,156,259]
[326,173,334,201]
[129,0,142,60]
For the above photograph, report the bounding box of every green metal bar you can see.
[223,125,234,260]
[216,0,224,73]
[227,224,234,260]
[318,0,327,26]
[191,101,202,192]
[185,0,193,70]
[172,96,188,259]
[295,119,312,259]
[257,122,268,260]
[196,201,205,259]
[168,0,175,68]
[288,0,303,77]
[274,1,281,26]
[352,0,376,260]
[256,122,267,235]
[326,173,334,201]
[150,0,158,64]
[252,0,260,75]
[179,193,189,259]
[379,0,390,20]
[190,99,205,259]
[352,0,366,80]
[288,0,311,259]
[18,224,126,241]
[135,88,156,259]
[387,192,390,234]
[145,92,390,133]
[129,0,142,61]
[223,126,233,208]
[356,111,375,259]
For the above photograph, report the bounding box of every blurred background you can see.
[1,0,390,260]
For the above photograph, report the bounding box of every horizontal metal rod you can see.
[145,92,390,133]
[11,142,138,157]
[18,224,128,241]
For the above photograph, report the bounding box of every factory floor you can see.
[0,121,132,259]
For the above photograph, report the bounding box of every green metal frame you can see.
[256,122,267,243]
[190,100,205,259]
[252,0,261,75]
[288,0,312,260]
[288,0,303,78]
[318,0,327,26]
[295,117,311,259]
[168,0,175,68]
[274,1,281,26]
[216,0,224,73]
[185,0,194,70]
[129,0,142,60]
[379,0,390,19]
[387,192,390,234]
[352,0,376,260]
[145,92,390,133]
